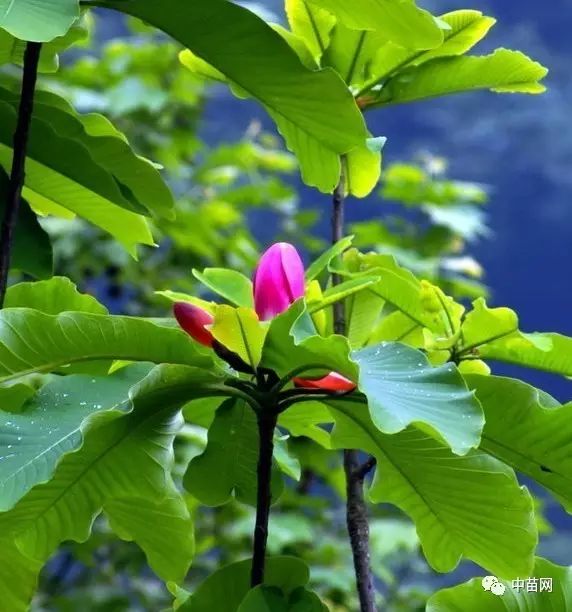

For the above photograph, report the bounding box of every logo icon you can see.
[482,576,506,596]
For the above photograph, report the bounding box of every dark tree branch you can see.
[344,450,377,612]
[355,456,377,482]
[332,157,377,612]
[0,42,42,307]
[250,410,278,587]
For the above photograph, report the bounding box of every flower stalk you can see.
[250,408,278,587]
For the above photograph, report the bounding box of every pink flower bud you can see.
[293,372,356,393]
[173,302,214,347]
[253,242,305,321]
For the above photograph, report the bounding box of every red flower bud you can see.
[253,242,305,321]
[293,372,356,393]
[173,302,214,347]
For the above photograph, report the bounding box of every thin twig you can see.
[250,410,277,587]
[332,157,377,612]
[0,42,42,307]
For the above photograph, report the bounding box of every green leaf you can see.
[307,276,380,314]
[467,374,572,513]
[427,557,572,611]
[105,494,194,584]
[239,586,328,612]
[0,0,79,42]
[0,170,52,279]
[0,365,152,512]
[0,100,153,256]
[261,300,357,380]
[353,342,483,455]
[479,332,572,377]
[377,49,548,106]
[343,251,446,332]
[100,0,367,193]
[346,288,386,349]
[327,400,537,578]
[5,277,107,314]
[368,310,423,348]
[322,26,385,86]
[0,18,87,72]
[308,0,443,49]
[459,299,572,377]
[0,309,217,385]
[180,556,310,612]
[285,0,335,61]
[239,587,287,612]
[361,10,496,93]
[18,85,174,220]
[459,298,519,351]
[278,401,332,449]
[0,364,209,607]
[193,268,254,308]
[305,235,354,282]
[211,306,267,368]
[344,139,383,197]
[0,537,41,612]
[184,399,283,507]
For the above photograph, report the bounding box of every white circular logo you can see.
[482,576,506,596]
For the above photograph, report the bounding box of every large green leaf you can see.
[327,400,536,578]
[0,0,79,42]
[307,0,443,49]
[467,375,572,513]
[100,0,367,193]
[0,309,218,385]
[0,100,153,255]
[180,556,310,612]
[4,277,107,314]
[361,10,496,93]
[0,364,206,609]
[0,170,52,279]
[0,364,151,512]
[184,399,283,507]
[0,82,175,220]
[377,49,548,106]
[427,557,572,611]
[353,342,483,455]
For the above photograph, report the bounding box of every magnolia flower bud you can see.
[253,242,305,321]
[173,302,214,347]
[293,372,356,393]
